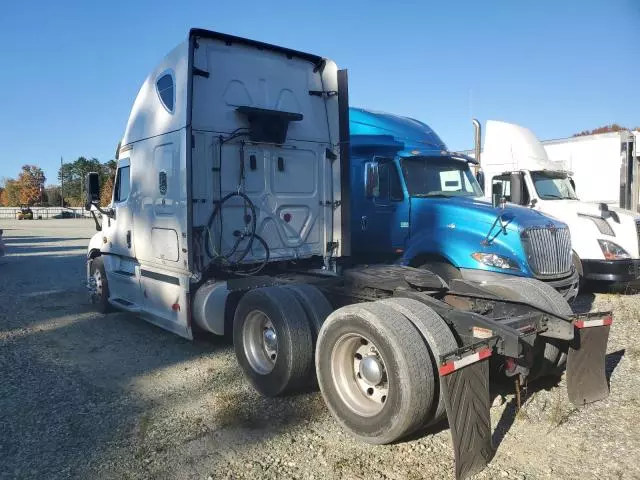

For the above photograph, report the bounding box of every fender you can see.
[401,225,533,277]
[87,231,105,259]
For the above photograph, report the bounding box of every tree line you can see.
[573,124,640,137]
[0,157,116,207]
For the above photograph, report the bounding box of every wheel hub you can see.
[359,355,383,386]
[243,311,278,375]
[263,327,277,353]
[93,271,102,295]
[330,334,390,417]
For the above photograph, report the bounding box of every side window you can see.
[378,162,390,200]
[492,174,530,205]
[375,159,404,202]
[389,163,404,201]
[113,166,131,203]
[156,73,174,112]
[492,175,512,202]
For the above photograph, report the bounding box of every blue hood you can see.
[412,196,564,233]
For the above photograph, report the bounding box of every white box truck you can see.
[478,120,640,287]
[83,29,613,480]
[542,131,640,210]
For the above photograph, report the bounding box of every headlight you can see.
[598,240,630,260]
[471,252,520,270]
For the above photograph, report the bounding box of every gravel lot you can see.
[1,219,639,480]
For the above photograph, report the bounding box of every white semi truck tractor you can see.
[479,120,640,289]
[84,29,614,480]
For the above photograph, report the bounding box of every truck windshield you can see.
[531,171,578,200]
[400,157,483,197]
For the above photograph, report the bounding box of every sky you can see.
[0,0,638,185]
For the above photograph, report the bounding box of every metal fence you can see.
[0,207,92,219]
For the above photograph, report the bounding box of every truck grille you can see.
[521,226,572,277]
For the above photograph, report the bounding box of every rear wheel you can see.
[283,284,332,343]
[234,287,313,396]
[283,284,333,386]
[316,302,434,444]
[378,298,458,426]
[477,277,571,376]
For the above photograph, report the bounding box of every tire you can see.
[90,256,112,314]
[283,284,333,343]
[283,284,333,387]
[477,277,571,376]
[418,261,461,284]
[233,287,313,397]
[378,298,458,426]
[316,301,434,444]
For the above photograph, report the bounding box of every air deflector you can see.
[236,106,303,144]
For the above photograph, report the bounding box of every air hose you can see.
[204,191,270,274]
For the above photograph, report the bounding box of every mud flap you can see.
[441,349,494,480]
[566,317,612,406]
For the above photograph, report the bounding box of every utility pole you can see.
[60,157,64,207]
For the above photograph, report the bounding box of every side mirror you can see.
[84,172,100,210]
[364,162,380,198]
[491,182,504,208]
[85,172,100,210]
[569,177,576,194]
[476,170,485,193]
[509,171,525,205]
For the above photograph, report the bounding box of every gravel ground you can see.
[1,219,639,480]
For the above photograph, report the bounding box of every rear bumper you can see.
[582,259,640,283]
[459,268,579,302]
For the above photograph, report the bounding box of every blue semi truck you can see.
[349,107,579,300]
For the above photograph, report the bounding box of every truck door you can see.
[354,157,407,257]
[102,159,141,306]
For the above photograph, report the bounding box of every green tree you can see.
[59,156,103,206]
[44,186,63,207]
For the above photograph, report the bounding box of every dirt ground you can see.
[1,219,639,480]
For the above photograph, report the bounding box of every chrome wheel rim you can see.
[93,268,103,298]
[243,310,278,374]
[331,334,389,417]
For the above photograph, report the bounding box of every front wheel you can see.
[316,302,435,444]
[418,261,462,284]
[89,256,112,314]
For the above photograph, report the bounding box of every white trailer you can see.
[542,131,640,210]
[83,29,614,480]
[478,120,640,287]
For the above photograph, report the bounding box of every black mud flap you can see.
[441,349,494,480]
[566,317,612,406]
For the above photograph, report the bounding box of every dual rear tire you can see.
[233,286,454,445]
[315,301,444,443]
[233,285,332,396]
